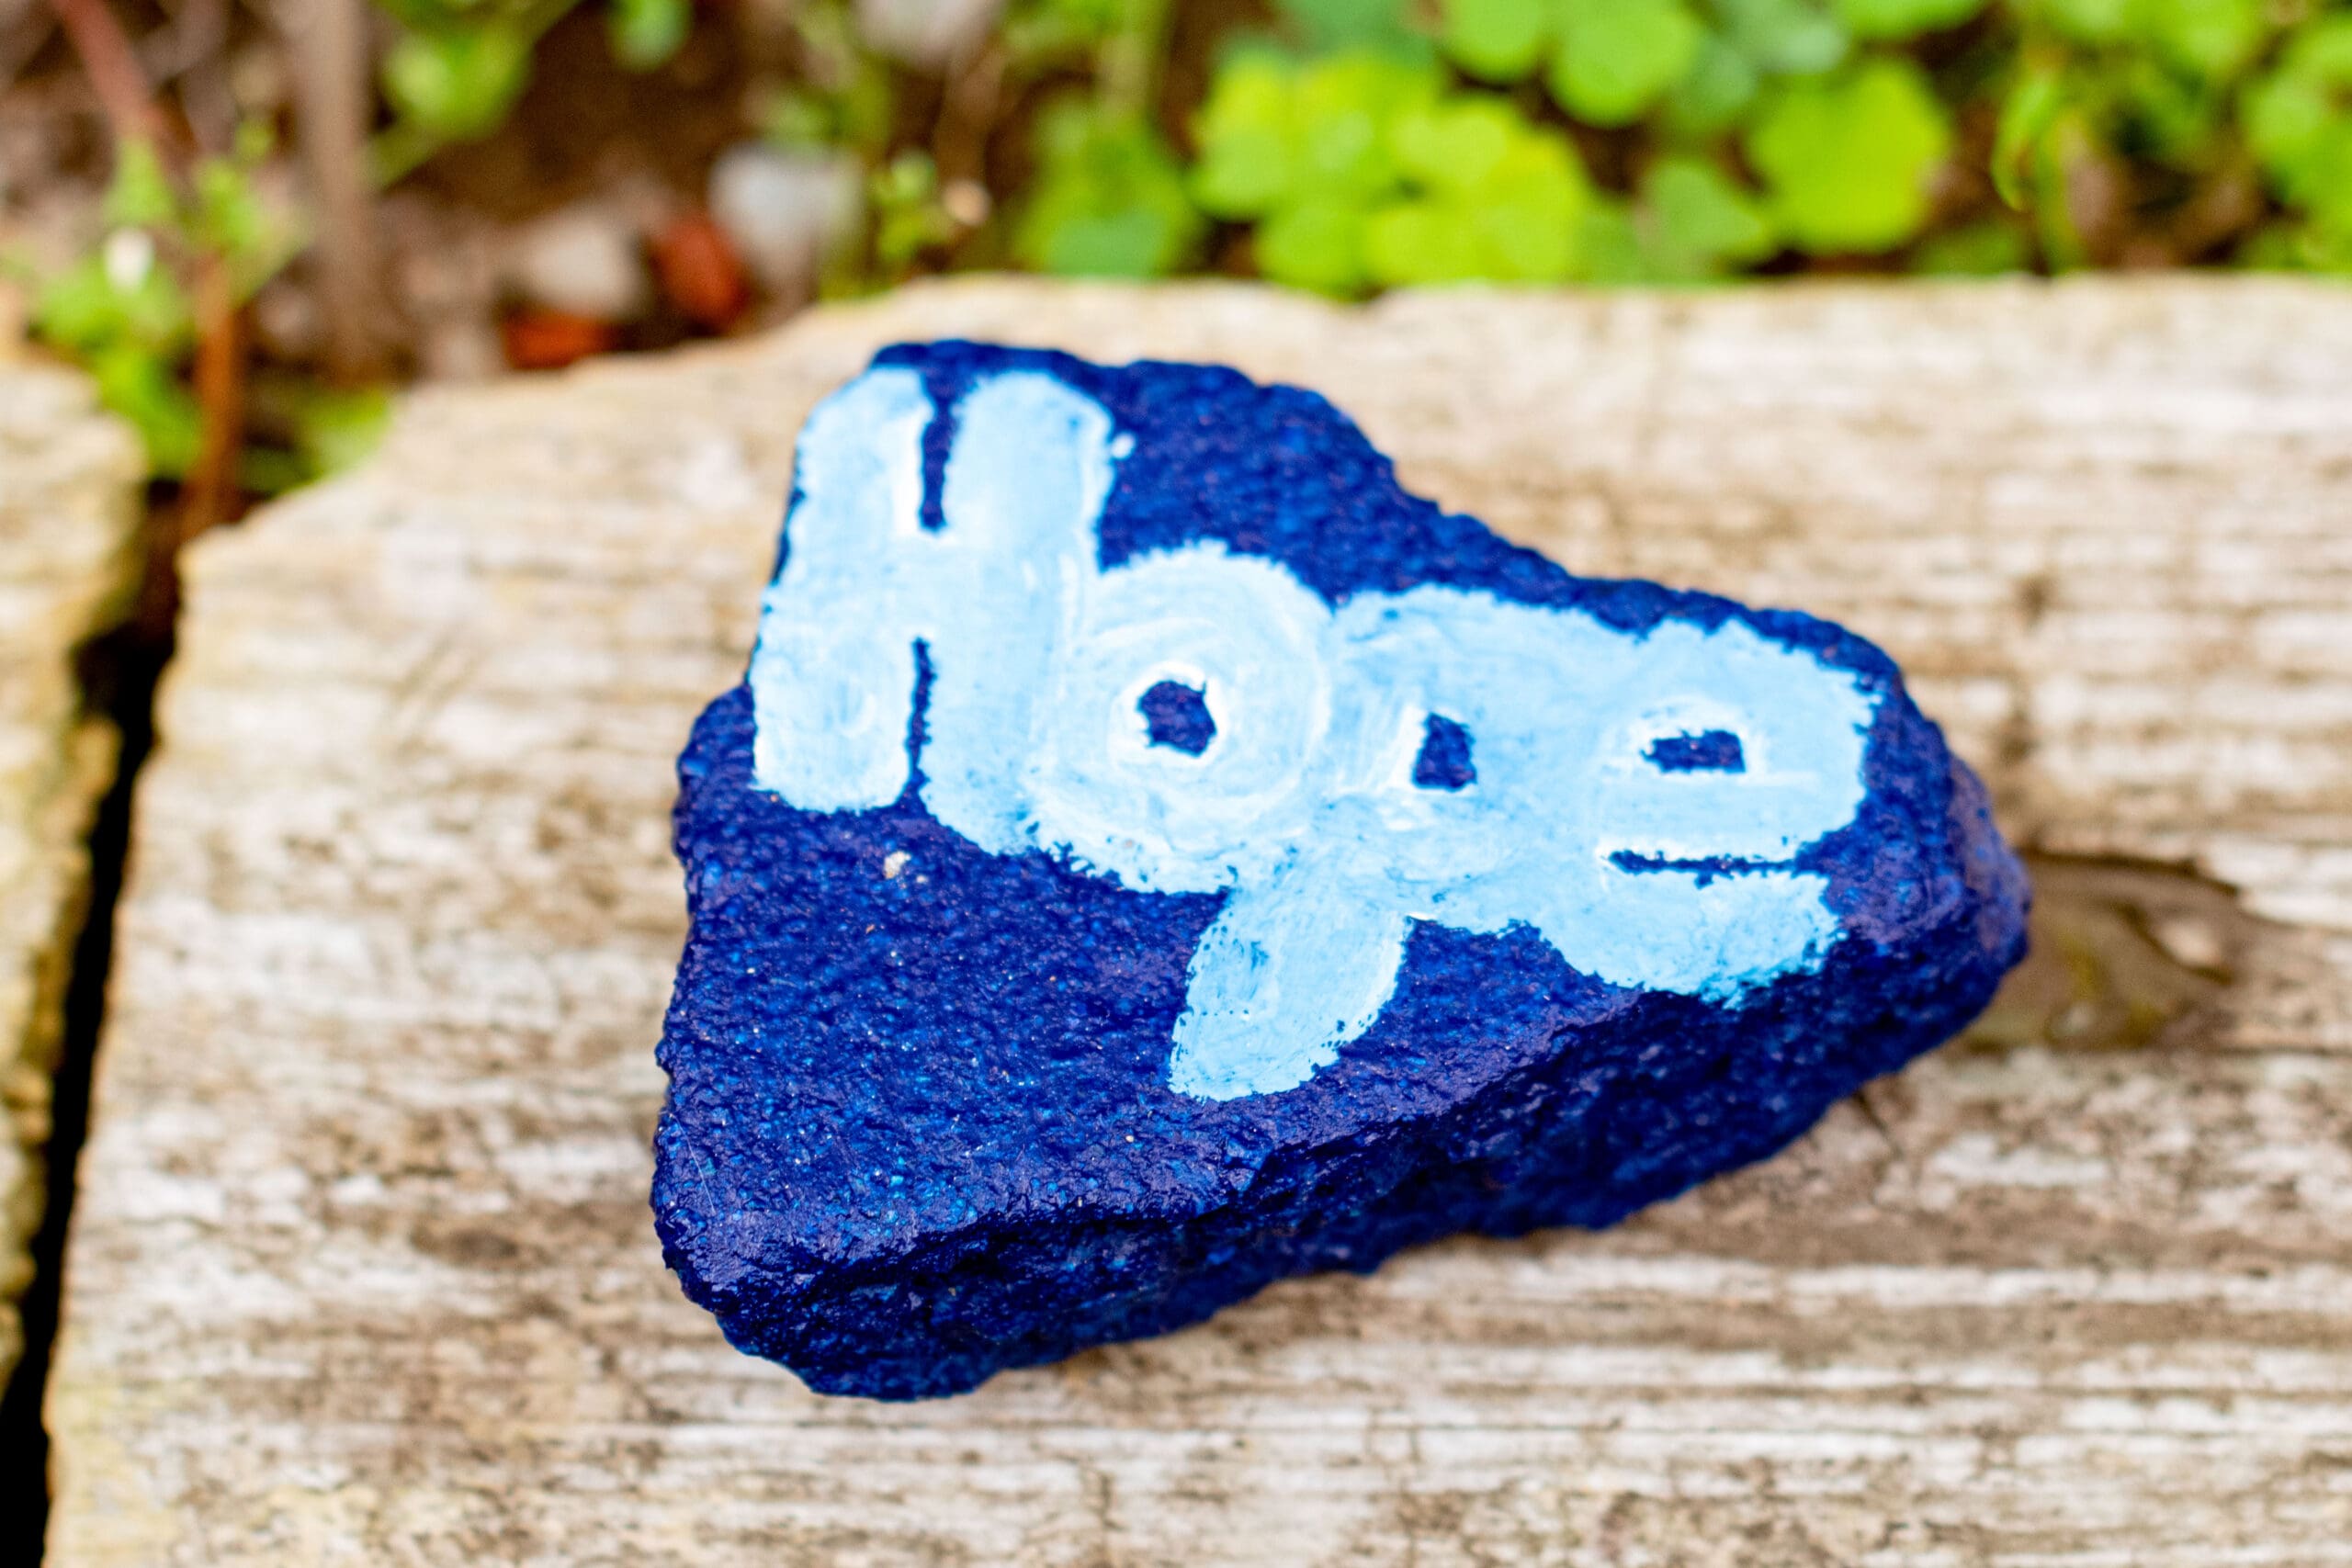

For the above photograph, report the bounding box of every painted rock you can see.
[653,344,2030,1400]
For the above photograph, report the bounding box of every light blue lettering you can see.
[752,370,1879,1100]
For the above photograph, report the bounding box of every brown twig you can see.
[43,0,171,150]
[933,40,1005,192]
[180,255,245,536]
[134,252,244,636]
[287,0,389,381]
[48,0,250,632]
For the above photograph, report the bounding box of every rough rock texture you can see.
[49,279,2352,1563]
[658,344,2028,1399]
[0,358,141,1382]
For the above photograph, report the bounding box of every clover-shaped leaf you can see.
[1393,96,1530,192]
[1191,51,1299,217]
[382,24,532,142]
[1746,58,1952,253]
[1195,48,1442,222]
[1196,46,1588,292]
[609,0,690,70]
[1295,51,1436,197]
[1549,0,1706,126]
[1439,0,1553,80]
[1369,99,1589,283]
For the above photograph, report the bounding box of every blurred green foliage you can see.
[17,130,307,481]
[23,0,2352,495]
[983,0,2352,290]
[1014,100,1204,276]
[1192,51,1592,288]
[373,0,688,178]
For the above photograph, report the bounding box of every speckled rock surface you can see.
[0,355,141,1382]
[657,344,2029,1398]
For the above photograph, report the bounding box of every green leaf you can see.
[295,386,394,478]
[1390,97,1520,197]
[382,25,531,141]
[1438,0,1553,81]
[1364,200,1491,283]
[1645,155,1775,270]
[1257,198,1373,293]
[2242,218,2352,273]
[103,140,178,230]
[2110,57,2225,166]
[1014,102,1204,278]
[1191,51,1300,217]
[609,0,691,70]
[1912,220,2030,275]
[1713,0,1848,74]
[1993,64,2064,209]
[1548,0,1705,127]
[191,158,303,292]
[1194,47,1586,292]
[1294,51,1437,197]
[1663,33,1760,135]
[1193,48,1440,221]
[871,151,955,268]
[30,248,193,359]
[1833,0,1982,42]
[2242,17,2352,164]
[1746,58,1953,253]
[240,375,394,495]
[1367,118,1588,284]
[1582,160,1774,284]
[1576,199,1649,283]
[1464,130,1589,278]
[2135,0,2266,84]
[2242,16,2352,231]
[91,342,203,479]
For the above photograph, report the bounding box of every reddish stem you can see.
[44,0,170,152]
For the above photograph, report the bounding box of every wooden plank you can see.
[0,358,140,1383]
[47,278,2352,1564]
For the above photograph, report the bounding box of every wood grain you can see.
[0,359,140,1383]
[47,278,2352,1564]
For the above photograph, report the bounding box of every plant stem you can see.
[187,257,244,521]
[44,0,171,149]
[1097,0,1172,122]
[47,0,247,625]
[287,0,389,381]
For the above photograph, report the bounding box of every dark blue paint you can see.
[1647,729,1746,773]
[1139,680,1216,755]
[1411,713,1477,791]
[653,343,2030,1402]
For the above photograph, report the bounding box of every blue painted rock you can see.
[653,344,2030,1400]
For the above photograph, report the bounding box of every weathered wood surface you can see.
[48,278,2352,1564]
[0,357,140,1385]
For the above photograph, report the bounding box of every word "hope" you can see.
[751,369,1879,1100]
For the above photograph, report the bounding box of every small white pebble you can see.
[882,850,910,879]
